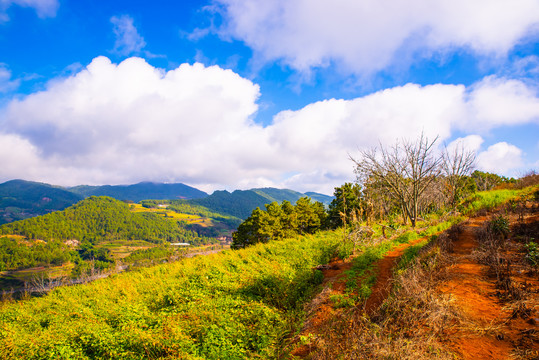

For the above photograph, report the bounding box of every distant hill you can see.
[190,187,333,219]
[0,196,205,244]
[0,179,332,224]
[0,180,83,225]
[68,182,208,202]
[303,192,333,205]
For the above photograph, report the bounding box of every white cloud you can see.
[215,0,539,75]
[1,57,265,188]
[0,0,59,21]
[1,57,538,194]
[445,135,484,154]
[0,65,20,92]
[464,76,539,130]
[111,15,146,56]
[476,142,524,175]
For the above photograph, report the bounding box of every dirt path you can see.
[289,204,539,359]
[438,217,513,359]
[289,235,428,357]
[289,257,353,357]
[439,214,539,359]
[364,236,427,314]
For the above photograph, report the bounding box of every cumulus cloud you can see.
[476,142,524,175]
[0,0,59,21]
[1,57,538,194]
[464,76,539,130]
[111,15,147,56]
[214,0,539,75]
[444,135,527,177]
[1,56,263,187]
[445,135,484,154]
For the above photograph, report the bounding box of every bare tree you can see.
[441,143,476,208]
[351,133,440,227]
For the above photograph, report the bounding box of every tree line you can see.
[233,134,519,248]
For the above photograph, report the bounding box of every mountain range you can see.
[0,179,333,224]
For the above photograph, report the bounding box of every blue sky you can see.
[0,0,538,194]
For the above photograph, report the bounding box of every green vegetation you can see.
[68,182,208,202]
[0,180,83,225]
[189,187,332,220]
[326,182,363,228]
[0,181,533,358]
[0,237,79,271]
[461,188,521,214]
[139,200,242,236]
[525,242,539,267]
[0,197,216,283]
[0,231,346,359]
[231,197,326,249]
[471,170,515,191]
[123,244,183,263]
[0,196,207,244]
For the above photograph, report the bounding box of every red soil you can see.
[439,213,539,359]
[289,258,352,357]
[364,236,427,314]
[290,207,539,359]
[290,235,429,357]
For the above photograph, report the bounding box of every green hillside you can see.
[0,180,331,226]
[190,187,333,219]
[304,191,333,204]
[0,229,346,359]
[0,196,216,287]
[0,180,83,225]
[68,181,208,202]
[0,196,206,244]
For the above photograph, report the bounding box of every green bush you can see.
[525,241,539,267]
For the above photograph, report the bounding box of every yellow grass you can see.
[8,263,74,282]
[129,203,213,225]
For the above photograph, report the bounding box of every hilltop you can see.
[68,181,208,202]
[0,180,83,225]
[190,187,333,219]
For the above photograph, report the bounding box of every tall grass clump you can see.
[462,188,520,214]
[0,230,346,360]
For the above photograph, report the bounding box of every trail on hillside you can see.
[289,235,428,357]
[439,214,539,359]
[289,202,539,359]
[363,236,427,314]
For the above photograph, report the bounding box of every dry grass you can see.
[301,228,463,360]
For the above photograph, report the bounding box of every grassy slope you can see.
[0,231,346,360]
[0,180,83,225]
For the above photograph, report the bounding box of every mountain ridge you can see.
[0,179,333,224]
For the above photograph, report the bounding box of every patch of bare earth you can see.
[289,258,353,358]
[364,236,428,314]
[439,211,539,359]
[289,236,428,358]
[287,199,539,359]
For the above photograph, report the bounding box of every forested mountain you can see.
[0,179,332,225]
[68,181,208,202]
[0,180,83,225]
[304,191,334,204]
[190,187,333,219]
[0,196,206,244]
